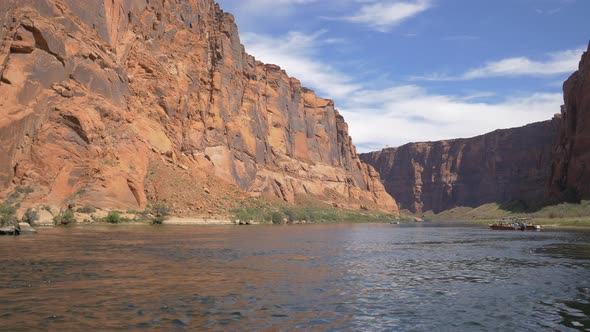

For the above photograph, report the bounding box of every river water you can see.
[0,223,589,331]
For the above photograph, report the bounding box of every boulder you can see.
[36,209,55,225]
[0,225,19,235]
[18,222,37,234]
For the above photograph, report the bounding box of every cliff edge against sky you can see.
[548,43,590,203]
[361,44,590,214]
[360,119,560,213]
[0,0,397,215]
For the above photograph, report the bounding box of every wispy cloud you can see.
[535,7,562,15]
[339,0,432,32]
[463,48,583,79]
[340,86,562,149]
[411,47,584,81]
[534,0,577,15]
[241,30,564,151]
[241,31,361,99]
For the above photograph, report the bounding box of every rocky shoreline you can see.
[0,222,36,235]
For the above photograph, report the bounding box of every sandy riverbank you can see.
[163,217,234,225]
[32,216,235,227]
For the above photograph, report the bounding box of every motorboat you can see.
[489,217,542,231]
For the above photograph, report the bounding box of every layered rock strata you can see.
[0,0,397,213]
[360,119,560,213]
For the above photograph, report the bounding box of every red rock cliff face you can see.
[360,120,560,213]
[548,43,590,203]
[0,0,397,213]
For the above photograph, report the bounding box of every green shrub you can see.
[151,215,165,225]
[231,202,395,225]
[22,208,39,225]
[282,208,296,222]
[6,186,34,204]
[234,208,255,222]
[297,208,315,222]
[15,186,34,195]
[151,203,170,218]
[7,191,20,201]
[150,203,170,225]
[0,203,18,226]
[271,211,284,224]
[53,210,76,225]
[105,211,121,224]
[76,205,96,214]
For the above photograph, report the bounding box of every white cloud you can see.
[412,47,584,81]
[341,0,432,32]
[535,7,562,15]
[341,87,562,150]
[534,0,577,15]
[464,48,583,79]
[241,31,361,99]
[241,30,564,152]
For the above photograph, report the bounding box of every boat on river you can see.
[489,217,542,231]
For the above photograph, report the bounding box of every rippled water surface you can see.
[1,223,589,331]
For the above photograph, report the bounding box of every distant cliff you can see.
[360,119,560,213]
[0,0,397,214]
[548,43,590,203]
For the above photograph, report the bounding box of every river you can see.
[0,222,589,331]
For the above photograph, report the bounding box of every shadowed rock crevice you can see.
[21,22,66,66]
[126,178,143,207]
[60,114,90,145]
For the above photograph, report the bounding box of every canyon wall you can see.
[548,43,590,203]
[0,0,397,214]
[360,119,560,213]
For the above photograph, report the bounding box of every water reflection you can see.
[0,224,588,330]
[533,243,590,260]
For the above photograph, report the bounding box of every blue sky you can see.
[216,0,589,151]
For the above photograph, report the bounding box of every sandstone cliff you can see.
[548,43,590,203]
[360,119,560,213]
[0,0,397,214]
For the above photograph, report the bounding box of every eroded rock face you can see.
[0,0,397,213]
[360,120,560,213]
[548,43,590,203]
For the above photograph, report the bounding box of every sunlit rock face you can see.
[360,119,560,213]
[0,0,398,213]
